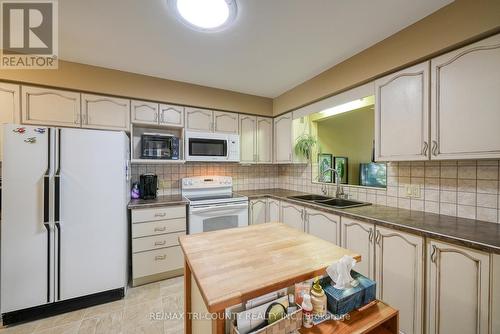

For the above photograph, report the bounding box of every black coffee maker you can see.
[139,174,158,200]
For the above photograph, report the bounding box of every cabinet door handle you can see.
[368,229,374,243]
[375,231,381,245]
[154,226,166,232]
[422,141,428,156]
[431,140,438,156]
[430,245,438,263]
[155,255,167,261]
[154,240,166,246]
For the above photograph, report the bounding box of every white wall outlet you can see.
[412,185,421,199]
[404,184,413,198]
[404,184,421,198]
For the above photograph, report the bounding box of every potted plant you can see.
[294,134,317,161]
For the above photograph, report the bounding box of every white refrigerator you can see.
[1,124,129,324]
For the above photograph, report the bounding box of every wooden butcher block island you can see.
[179,222,398,334]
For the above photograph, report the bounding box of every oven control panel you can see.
[181,176,233,189]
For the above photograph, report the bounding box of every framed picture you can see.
[318,153,333,183]
[334,157,348,184]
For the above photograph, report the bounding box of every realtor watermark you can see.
[1,0,58,69]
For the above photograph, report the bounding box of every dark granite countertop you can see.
[128,195,188,209]
[236,189,500,254]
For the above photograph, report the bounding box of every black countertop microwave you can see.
[141,133,179,160]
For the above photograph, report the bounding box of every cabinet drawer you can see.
[132,218,186,238]
[132,205,186,223]
[132,232,184,253]
[133,246,184,279]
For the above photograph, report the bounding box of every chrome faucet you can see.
[318,167,346,198]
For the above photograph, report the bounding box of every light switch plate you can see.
[412,185,421,198]
[404,184,413,198]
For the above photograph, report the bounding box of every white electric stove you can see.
[181,176,248,234]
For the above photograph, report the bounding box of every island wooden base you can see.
[299,302,398,334]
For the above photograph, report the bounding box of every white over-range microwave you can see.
[185,131,240,162]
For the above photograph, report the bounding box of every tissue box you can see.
[320,270,376,315]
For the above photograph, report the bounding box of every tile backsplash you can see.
[132,159,500,224]
[131,163,278,194]
[277,160,500,224]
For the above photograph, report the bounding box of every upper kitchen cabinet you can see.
[213,111,238,133]
[159,104,184,127]
[256,117,273,163]
[0,83,20,161]
[240,115,273,164]
[274,112,293,163]
[185,107,213,132]
[239,115,256,163]
[81,94,130,131]
[22,86,81,127]
[131,100,159,125]
[426,240,490,334]
[375,61,430,161]
[430,33,500,160]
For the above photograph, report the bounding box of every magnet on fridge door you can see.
[34,128,46,134]
[24,137,36,144]
[13,127,26,134]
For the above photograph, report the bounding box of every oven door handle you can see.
[190,203,248,214]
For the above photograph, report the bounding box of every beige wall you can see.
[273,0,500,115]
[0,60,273,116]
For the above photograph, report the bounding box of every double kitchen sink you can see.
[287,194,371,209]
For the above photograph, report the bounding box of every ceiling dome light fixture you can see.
[168,0,238,32]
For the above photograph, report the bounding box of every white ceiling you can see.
[59,0,453,98]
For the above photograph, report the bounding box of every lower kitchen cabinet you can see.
[492,254,500,333]
[267,198,281,222]
[375,226,424,334]
[281,202,304,231]
[249,199,267,225]
[131,205,186,286]
[340,217,375,279]
[426,240,490,334]
[305,208,340,245]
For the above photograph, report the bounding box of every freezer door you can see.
[1,124,55,312]
[56,128,128,301]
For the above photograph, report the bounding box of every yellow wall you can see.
[317,106,374,185]
[273,0,500,115]
[0,60,273,116]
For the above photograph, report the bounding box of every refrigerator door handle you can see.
[55,129,61,223]
[43,128,51,223]
[44,223,51,303]
[55,128,62,300]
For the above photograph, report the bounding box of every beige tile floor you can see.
[0,276,184,334]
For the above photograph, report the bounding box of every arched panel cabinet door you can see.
[375,226,424,334]
[340,217,374,279]
[426,240,490,334]
[159,104,184,127]
[431,33,500,160]
[185,107,213,132]
[214,111,238,134]
[239,115,257,163]
[273,112,292,163]
[249,199,267,225]
[375,61,430,161]
[256,117,273,163]
[81,94,130,131]
[131,100,159,126]
[267,199,281,223]
[0,82,20,161]
[305,208,340,246]
[280,202,304,231]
